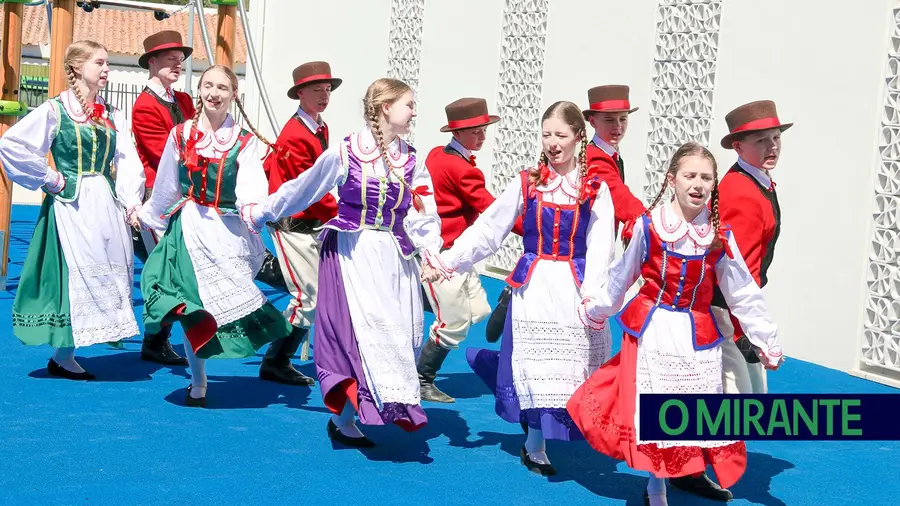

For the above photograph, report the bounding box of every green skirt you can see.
[140,211,290,360]
[11,197,75,348]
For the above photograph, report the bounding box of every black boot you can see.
[141,326,189,366]
[485,286,511,343]
[255,249,288,291]
[259,327,315,386]
[668,472,734,502]
[417,339,454,403]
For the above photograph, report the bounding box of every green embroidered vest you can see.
[47,97,117,202]
[163,124,252,217]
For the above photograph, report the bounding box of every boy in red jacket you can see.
[418,98,502,403]
[259,62,341,386]
[130,31,196,366]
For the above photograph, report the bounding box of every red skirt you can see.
[566,334,747,488]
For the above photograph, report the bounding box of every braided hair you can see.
[529,101,589,201]
[63,40,109,128]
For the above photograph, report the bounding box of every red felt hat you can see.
[287,61,342,100]
[720,100,793,149]
[139,30,193,69]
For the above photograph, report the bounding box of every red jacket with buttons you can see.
[132,89,195,188]
[585,142,646,233]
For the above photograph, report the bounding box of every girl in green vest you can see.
[0,40,145,380]
[134,65,291,407]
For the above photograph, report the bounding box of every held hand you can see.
[759,349,785,371]
[420,264,442,284]
[126,205,142,230]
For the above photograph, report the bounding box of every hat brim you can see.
[720,123,793,150]
[439,115,501,133]
[287,78,343,100]
[583,106,639,118]
[138,46,193,69]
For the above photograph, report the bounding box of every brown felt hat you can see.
[139,30,193,69]
[720,100,793,149]
[582,85,639,117]
[287,61,342,100]
[439,97,500,133]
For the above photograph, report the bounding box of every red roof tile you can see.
[9,4,246,63]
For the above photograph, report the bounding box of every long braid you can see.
[709,170,723,250]
[66,65,99,129]
[645,178,668,214]
[366,101,423,211]
[577,131,588,202]
[235,96,275,150]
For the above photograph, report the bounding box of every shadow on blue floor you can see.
[0,204,896,506]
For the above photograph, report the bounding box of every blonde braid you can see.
[365,101,422,210]
[709,171,723,251]
[577,131,588,202]
[66,65,98,129]
[235,96,275,150]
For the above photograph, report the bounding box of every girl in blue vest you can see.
[135,64,290,407]
[425,101,617,476]
[0,40,145,380]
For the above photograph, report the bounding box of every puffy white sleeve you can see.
[235,137,271,231]
[0,100,65,193]
[112,108,147,212]
[404,155,443,259]
[431,177,523,277]
[577,184,617,328]
[249,143,347,231]
[137,128,182,232]
[715,232,783,368]
[582,218,646,320]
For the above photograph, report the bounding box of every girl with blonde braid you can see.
[567,142,784,506]
[135,65,290,407]
[0,40,144,380]
[425,101,616,475]
[249,78,443,447]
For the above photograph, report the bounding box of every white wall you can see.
[712,0,893,372]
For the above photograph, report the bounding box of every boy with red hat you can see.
[583,85,647,234]
[129,30,196,366]
[258,61,342,386]
[418,97,508,403]
[669,100,791,502]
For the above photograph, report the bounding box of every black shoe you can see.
[485,286,511,343]
[141,328,188,366]
[185,385,206,408]
[519,446,556,476]
[255,249,288,291]
[416,339,454,403]
[259,327,315,386]
[669,473,733,502]
[47,358,95,381]
[327,419,375,448]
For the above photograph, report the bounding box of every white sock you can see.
[331,400,364,438]
[53,347,85,373]
[182,341,207,398]
[647,474,668,506]
[524,426,550,464]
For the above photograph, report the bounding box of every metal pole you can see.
[237,0,278,132]
[185,1,194,93]
[193,0,215,65]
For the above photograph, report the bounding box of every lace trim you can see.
[637,441,746,475]
[66,261,139,346]
[652,201,713,247]
[354,317,425,407]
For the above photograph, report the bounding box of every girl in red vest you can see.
[567,142,784,506]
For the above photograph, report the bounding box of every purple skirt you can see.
[313,229,427,432]
[466,293,584,441]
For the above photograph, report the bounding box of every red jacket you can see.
[132,88,195,188]
[264,113,338,223]
[425,145,523,248]
[712,162,781,339]
[585,143,646,232]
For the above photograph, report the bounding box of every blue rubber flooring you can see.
[0,204,897,505]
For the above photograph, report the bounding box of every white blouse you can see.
[0,90,144,207]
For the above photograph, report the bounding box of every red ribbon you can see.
[91,103,113,129]
[589,99,631,111]
[183,127,208,173]
[729,116,783,134]
[447,114,491,130]
[411,185,432,212]
[295,73,334,87]
[147,42,187,54]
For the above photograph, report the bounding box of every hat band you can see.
[730,116,782,134]
[589,99,631,111]
[294,73,334,87]
[146,42,186,54]
[447,114,491,129]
